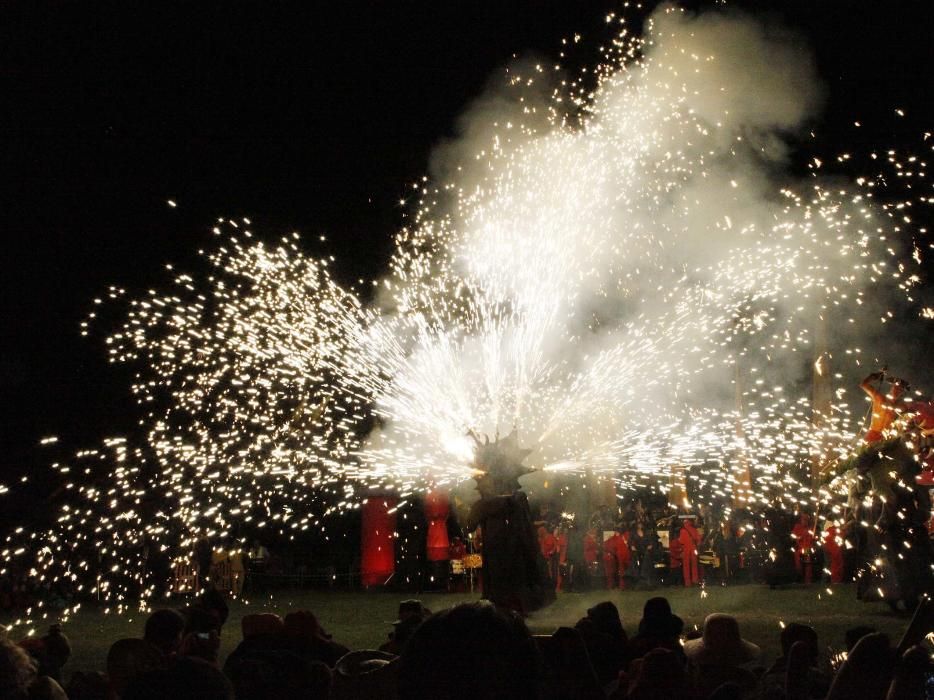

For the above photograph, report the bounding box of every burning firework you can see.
[2,5,931,628]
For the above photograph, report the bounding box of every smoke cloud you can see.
[362,4,923,493]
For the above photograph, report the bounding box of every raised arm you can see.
[860,371,885,400]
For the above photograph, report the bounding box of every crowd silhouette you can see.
[2,590,931,699]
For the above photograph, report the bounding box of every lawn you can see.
[5,583,912,677]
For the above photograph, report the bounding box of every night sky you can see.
[1,1,932,483]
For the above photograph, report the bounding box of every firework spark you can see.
[2,5,931,626]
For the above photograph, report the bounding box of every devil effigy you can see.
[838,371,934,610]
[464,429,555,614]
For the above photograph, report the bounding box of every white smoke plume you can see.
[362,5,876,489]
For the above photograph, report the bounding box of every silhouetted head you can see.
[144,609,186,656]
[398,602,541,699]
[780,623,818,663]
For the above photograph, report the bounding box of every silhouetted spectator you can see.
[758,622,829,700]
[143,609,186,657]
[612,647,692,700]
[574,601,629,687]
[105,638,166,697]
[380,615,423,656]
[886,644,930,700]
[18,623,71,685]
[628,597,684,661]
[380,600,429,655]
[223,613,286,675]
[123,656,233,699]
[183,605,223,638]
[398,602,542,699]
[626,647,689,699]
[1,633,40,700]
[825,632,895,700]
[198,587,229,630]
[535,626,603,700]
[177,628,221,665]
[843,625,876,652]
[282,610,351,666]
[683,614,760,698]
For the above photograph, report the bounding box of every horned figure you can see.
[465,429,554,614]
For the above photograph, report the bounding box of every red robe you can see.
[424,490,451,562]
[678,520,701,586]
[668,534,683,571]
[615,532,631,584]
[822,525,844,584]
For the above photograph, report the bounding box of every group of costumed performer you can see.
[841,369,934,608]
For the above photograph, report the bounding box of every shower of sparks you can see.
[2,5,932,626]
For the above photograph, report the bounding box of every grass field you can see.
[5,583,912,677]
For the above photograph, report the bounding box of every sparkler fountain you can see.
[2,5,932,628]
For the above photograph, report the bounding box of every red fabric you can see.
[822,526,844,584]
[906,400,934,431]
[668,536,683,568]
[449,539,466,560]
[679,521,701,586]
[361,496,396,586]
[615,532,631,574]
[541,532,558,558]
[557,532,568,564]
[424,490,451,562]
[906,400,934,472]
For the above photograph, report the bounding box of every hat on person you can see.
[683,614,760,666]
[392,600,429,625]
[637,597,684,638]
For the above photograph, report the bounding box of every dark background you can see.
[1,1,932,483]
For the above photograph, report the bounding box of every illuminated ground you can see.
[8,583,912,676]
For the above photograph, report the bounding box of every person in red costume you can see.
[541,525,558,584]
[615,528,631,590]
[555,525,569,592]
[424,490,451,589]
[821,522,844,584]
[424,490,451,563]
[668,524,684,586]
[860,370,909,444]
[678,516,701,587]
[791,513,815,585]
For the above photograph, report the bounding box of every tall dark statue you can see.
[465,430,554,614]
